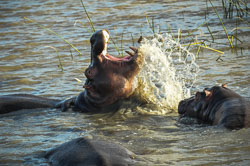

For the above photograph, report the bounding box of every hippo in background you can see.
[44,137,135,166]
[0,29,143,114]
[178,84,250,129]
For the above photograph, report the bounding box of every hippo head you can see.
[178,84,241,121]
[83,29,143,107]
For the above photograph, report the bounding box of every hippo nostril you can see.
[85,68,92,78]
[178,107,185,114]
[85,66,98,80]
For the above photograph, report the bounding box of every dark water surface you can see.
[0,0,250,165]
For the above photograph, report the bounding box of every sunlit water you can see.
[0,0,250,165]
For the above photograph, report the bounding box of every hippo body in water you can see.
[0,29,143,114]
[0,94,60,114]
[44,137,135,166]
[178,85,250,129]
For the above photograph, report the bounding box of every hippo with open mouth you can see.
[57,29,143,113]
[178,84,250,129]
[0,29,143,114]
[0,29,142,165]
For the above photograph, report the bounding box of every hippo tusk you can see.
[129,46,137,53]
[125,51,134,57]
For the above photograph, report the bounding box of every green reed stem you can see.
[69,47,73,60]
[195,45,201,57]
[208,0,234,48]
[74,20,92,35]
[235,16,238,48]
[152,17,155,34]
[158,24,161,34]
[80,1,124,56]
[205,22,215,42]
[131,33,135,46]
[186,37,195,50]
[232,34,243,43]
[179,28,183,44]
[110,36,121,56]
[24,17,81,55]
[145,13,155,34]
[166,23,176,41]
[46,46,63,71]
[80,0,95,33]
[182,21,206,40]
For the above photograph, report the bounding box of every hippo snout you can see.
[178,100,187,114]
[178,96,196,117]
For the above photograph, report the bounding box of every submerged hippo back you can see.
[45,137,135,166]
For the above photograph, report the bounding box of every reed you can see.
[208,0,234,48]
[45,46,63,71]
[222,0,249,19]
[145,13,155,34]
[80,1,123,56]
[24,17,82,55]
[131,33,135,46]
[205,22,215,42]
[80,0,95,32]
[166,23,176,41]
[74,20,92,36]
[182,21,207,40]
[109,36,121,56]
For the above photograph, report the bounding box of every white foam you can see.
[134,33,199,112]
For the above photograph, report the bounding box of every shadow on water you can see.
[0,0,250,165]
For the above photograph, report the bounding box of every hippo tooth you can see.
[125,51,134,57]
[129,46,137,53]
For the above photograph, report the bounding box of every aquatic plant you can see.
[209,0,234,48]
[80,0,95,33]
[24,17,81,56]
[45,46,64,71]
[222,0,249,19]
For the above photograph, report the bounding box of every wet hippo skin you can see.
[0,94,60,114]
[57,29,143,113]
[44,137,135,166]
[0,29,143,114]
[178,84,250,129]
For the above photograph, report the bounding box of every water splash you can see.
[131,33,199,114]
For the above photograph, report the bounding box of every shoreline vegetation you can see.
[24,0,249,70]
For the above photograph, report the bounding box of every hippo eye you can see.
[87,70,91,75]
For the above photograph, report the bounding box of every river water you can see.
[0,0,250,165]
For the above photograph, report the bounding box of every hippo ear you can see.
[222,84,227,88]
[204,90,212,97]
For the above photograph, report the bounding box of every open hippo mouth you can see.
[96,29,137,64]
[83,29,143,107]
[103,53,133,62]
